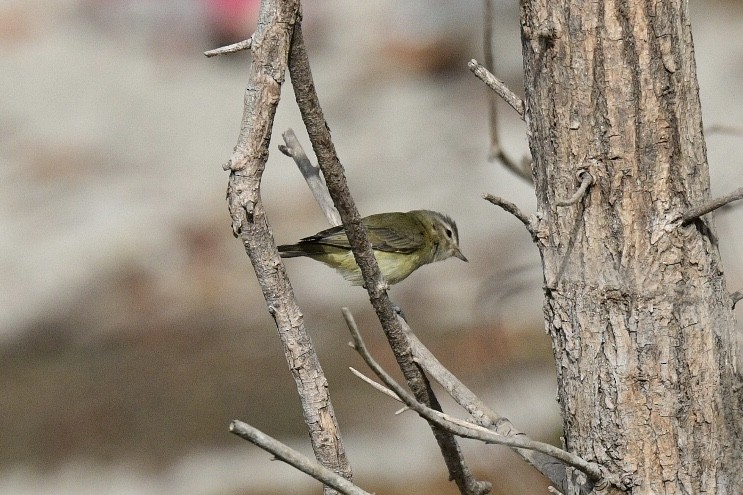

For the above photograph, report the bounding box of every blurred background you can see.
[1,0,742,494]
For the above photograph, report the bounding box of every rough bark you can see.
[286,21,491,495]
[519,0,743,493]
[224,1,352,492]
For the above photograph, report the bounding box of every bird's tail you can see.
[278,243,332,258]
[277,244,305,258]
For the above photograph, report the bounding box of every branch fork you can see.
[342,308,625,492]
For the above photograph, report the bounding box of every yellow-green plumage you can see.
[278,210,467,285]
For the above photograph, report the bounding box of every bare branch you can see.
[218,1,352,490]
[482,193,535,237]
[279,129,342,226]
[731,290,743,310]
[705,124,743,137]
[555,171,593,207]
[480,6,533,184]
[230,421,372,495]
[204,37,253,57]
[483,0,499,156]
[352,364,528,437]
[342,309,622,490]
[491,149,534,184]
[289,21,490,495]
[402,321,578,490]
[682,186,743,225]
[349,367,402,403]
[468,59,525,119]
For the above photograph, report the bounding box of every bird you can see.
[278,209,467,285]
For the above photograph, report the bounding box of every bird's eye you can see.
[445,228,452,238]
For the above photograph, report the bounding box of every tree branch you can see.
[287,20,490,495]
[483,0,498,155]
[682,186,743,225]
[230,421,372,495]
[279,129,342,226]
[204,37,253,57]
[482,193,535,238]
[401,321,580,492]
[468,59,525,119]
[341,309,622,491]
[705,124,743,137]
[478,12,534,184]
[219,1,352,492]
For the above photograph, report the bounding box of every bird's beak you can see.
[453,248,468,262]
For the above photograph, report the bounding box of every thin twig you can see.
[349,367,402,403]
[289,21,491,495]
[705,124,743,137]
[483,0,498,156]
[342,309,619,489]
[204,37,253,57]
[731,290,743,310]
[402,320,578,491]
[230,421,372,495]
[352,366,518,436]
[492,149,534,184]
[483,193,534,237]
[555,171,593,207]
[682,187,743,225]
[480,4,533,184]
[478,7,533,184]
[280,129,342,226]
[468,59,525,119]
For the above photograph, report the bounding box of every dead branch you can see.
[493,149,534,184]
[483,0,497,155]
[705,124,743,137]
[279,129,341,226]
[341,309,622,491]
[468,59,525,119]
[479,5,534,184]
[204,37,253,57]
[349,366,402,402]
[219,1,352,491]
[483,193,535,238]
[682,186,743,225]
[230,421,372,495]
[287,21,490,495]
[401,320,579,492]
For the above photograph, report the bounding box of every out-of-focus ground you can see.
[1,1,742,494]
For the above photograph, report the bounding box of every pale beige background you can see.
[1,1,741,494]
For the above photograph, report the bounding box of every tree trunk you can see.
[519,0,743,492]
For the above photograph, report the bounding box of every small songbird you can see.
[278,210,467,285]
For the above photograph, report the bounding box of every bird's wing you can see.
[299,213,425,254]
[366,225,423,253]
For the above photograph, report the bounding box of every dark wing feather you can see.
[297,213,426,254]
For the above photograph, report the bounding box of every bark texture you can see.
[224,1,352,492]
[519,0,743,493]
[286,22,491,495]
